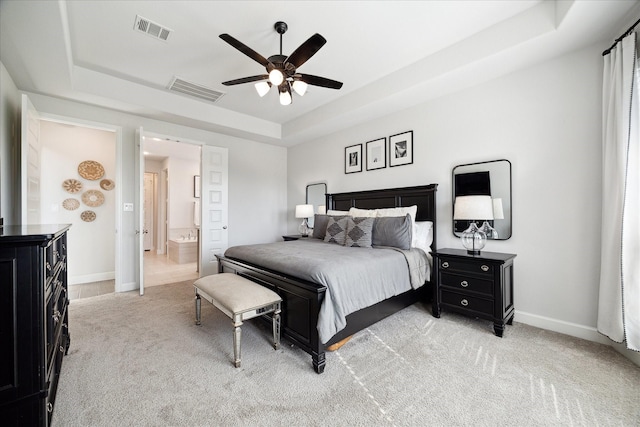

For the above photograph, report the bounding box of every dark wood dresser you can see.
[432,248,516,337]
[0,224,71,426]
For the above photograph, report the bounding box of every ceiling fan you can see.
[219,21,343,105]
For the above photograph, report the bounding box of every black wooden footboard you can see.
[217,255,328,373]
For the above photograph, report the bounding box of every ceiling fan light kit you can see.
[220,21,343,106]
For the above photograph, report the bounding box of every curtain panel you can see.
[598,32,640,352]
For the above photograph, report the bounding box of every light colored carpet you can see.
[53,281,640,426]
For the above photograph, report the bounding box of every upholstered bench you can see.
[194,273,282,368]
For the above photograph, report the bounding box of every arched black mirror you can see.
[306,182,327,228]
[453,159,512,240]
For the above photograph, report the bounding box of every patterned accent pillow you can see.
[324,216,348,245]
[345,217,375,248]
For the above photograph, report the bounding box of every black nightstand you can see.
[432,248,516,337]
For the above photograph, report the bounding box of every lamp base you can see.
[466,249,481,256]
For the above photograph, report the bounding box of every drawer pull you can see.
[481,265,489,272]
[442,261,449,269]
[460,299,469,307]
[60,345,65,353]
[53,310,61,323]
[47,402,53,413]
[460,280,469,287]
[46,262,52,271]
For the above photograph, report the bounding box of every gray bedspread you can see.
[224,239,430,344]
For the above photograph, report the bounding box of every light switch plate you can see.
[123,203,134,211]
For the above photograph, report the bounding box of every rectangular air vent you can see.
[134,15,172,41]
[168,77,225,104]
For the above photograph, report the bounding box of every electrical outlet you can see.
[123,203,134,212]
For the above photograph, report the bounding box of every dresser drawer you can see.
[440,272,493,296]
[438,257,494,276]
[440,290,493,315]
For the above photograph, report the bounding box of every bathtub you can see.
[168,237,198,264]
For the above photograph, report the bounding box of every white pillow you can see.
[326,209,349,216]
[348,207,377,218]
[413,221,433,254]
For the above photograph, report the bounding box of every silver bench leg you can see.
[195,294,202,325]
[273,306,281,350]
[233,317,242,368]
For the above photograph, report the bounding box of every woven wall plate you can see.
[78,160,105,180]
[82,189,105,207]
[63,178,83,193]
[80,210,96,222]
[62,198,80,210]
[100,179,115,191]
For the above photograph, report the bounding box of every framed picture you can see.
[366,138,386,171]
[389,130,413,167]
[194,175,201,198]
[345,144,363,174]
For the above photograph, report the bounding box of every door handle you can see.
[223,226,227,229]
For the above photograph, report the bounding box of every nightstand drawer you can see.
[438,258,494,276]
[440,272,493,296]
[441,290,493,315]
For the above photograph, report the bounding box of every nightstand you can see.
[432,248,516,337]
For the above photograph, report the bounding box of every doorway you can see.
[142,136,200,287]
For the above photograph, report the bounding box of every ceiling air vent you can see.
[134,15,172,41]
[168,77,225,104]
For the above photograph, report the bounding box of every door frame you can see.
[31,111,123,291]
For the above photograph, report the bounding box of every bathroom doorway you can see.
[142,135,200,287]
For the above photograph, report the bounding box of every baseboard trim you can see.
[69,271,115,285]
[514,310,611,346]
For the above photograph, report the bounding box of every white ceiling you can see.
[1,1,637,147]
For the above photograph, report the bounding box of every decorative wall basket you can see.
[62,179,83,193]
[62,198,80,210]
[82,190,105,207]
[100,179,115,191]
[80,210,96,222]
[78,160,105,180]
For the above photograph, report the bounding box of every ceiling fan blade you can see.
[285,33,327,68]
[221,75,269,86]
[297,74,343,90]
[219,34,271,68]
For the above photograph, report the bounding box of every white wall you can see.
[168,156,199,232]
[288,43,604,342]
[39,120,116,284]
[23,92,287,291]
[0,62,20,225]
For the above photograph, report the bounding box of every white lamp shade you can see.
[279,89,292,105]
[454,195,494,220]
[292,80,308,96]
[492,198,504,220]
[317,205,326,214]
[255,81,271,97]
[269,69,284,86]
[295,204,314,218]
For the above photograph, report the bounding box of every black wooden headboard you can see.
[326,184,438,250]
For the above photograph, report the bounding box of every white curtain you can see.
[598,32,640,352]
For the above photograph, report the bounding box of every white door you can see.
[21,94,41,224]
[199,145,228,276]
[143,172,155,251]
[135,128,145,295]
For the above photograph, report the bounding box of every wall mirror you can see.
[306,182,327,228]
[452,159,512,240]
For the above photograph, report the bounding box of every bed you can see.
[217,184,438,373]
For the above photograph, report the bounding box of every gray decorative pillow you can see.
[372,214,413,250]
[345,217,374,248]
[314,214,347,239]
[324,216,349,245]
